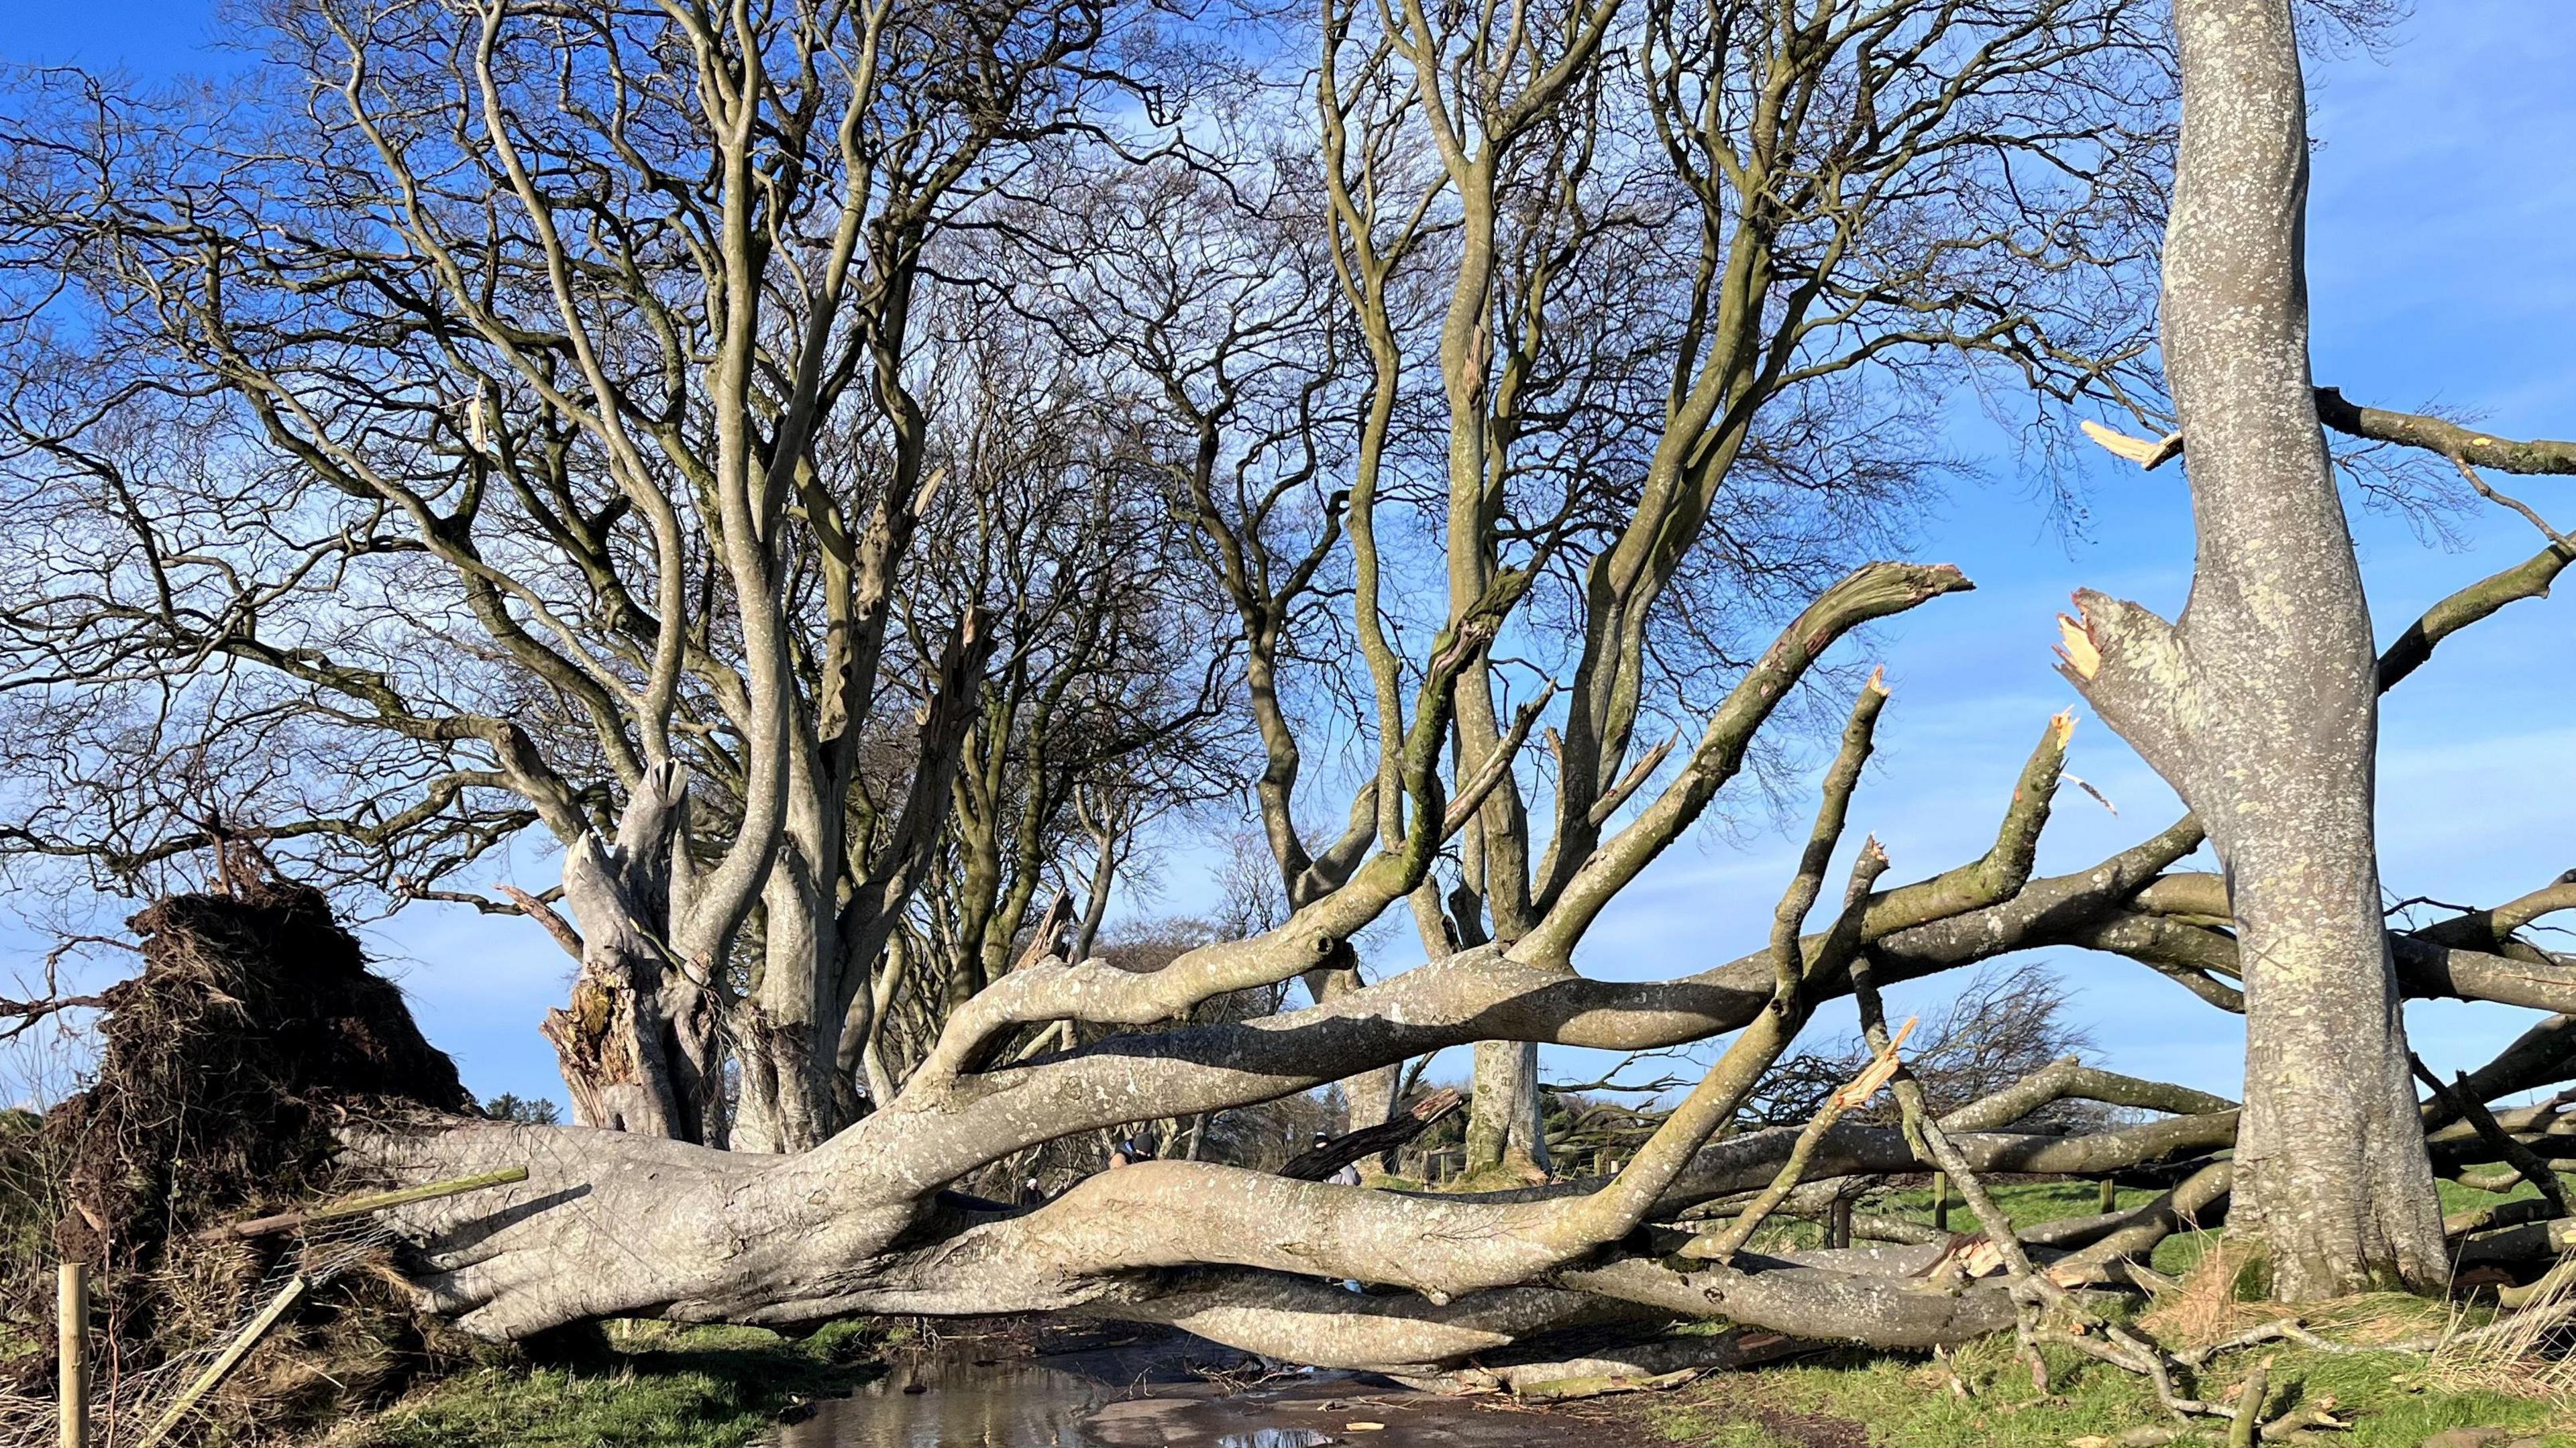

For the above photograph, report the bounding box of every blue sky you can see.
[4,3,2571,1114]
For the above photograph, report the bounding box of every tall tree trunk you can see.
[1452,816,1547,1178]
[541,765,723,1144]
[731,852,837,1154]
[1464,1039,1550,1178]
[2061,0,2443,1298]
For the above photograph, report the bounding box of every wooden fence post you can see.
[58,1262,87,1448]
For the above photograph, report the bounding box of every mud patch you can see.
[1656,1382,1872,1448]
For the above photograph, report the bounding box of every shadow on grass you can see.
[343,1320,895,1448]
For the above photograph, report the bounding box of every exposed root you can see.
[2,881,479,1435]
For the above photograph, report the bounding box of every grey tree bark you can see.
[23,0,2576,1371]
[2059,0,2445,1298]
[534,764,722,1143]
[1464,1040,1552,1180]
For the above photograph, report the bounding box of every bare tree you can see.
[1752,960,2106,1130]
[0,0,1197,1151]
[1295,0,2173,1174]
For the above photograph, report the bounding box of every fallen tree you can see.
[339,529,2571,1368]
[7,515,2571,1379]
[8,510,2571,1378]
[13,560,2575,1389]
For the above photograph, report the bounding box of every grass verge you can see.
[1650,1331,2572,1448]
[327,1319,899,1448]
[1650,1172,2576,1445]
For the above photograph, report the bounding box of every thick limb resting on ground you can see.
[359,816,2573,1365]
[337,549,2576,1370]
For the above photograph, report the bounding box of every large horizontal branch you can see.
[780,1188,2026,1355]
[1107,1256,2003,1366]
[1556,1251,2017,1349]
[2315,387,2576,476]
[1656,1111,2240,1214]
[2412,873,2576,964]
[2069,910,2247,1011]
[2390,936,2576,1015]
[2080,868,2576,1014]
[1676,1056,2234,1227]
[1448,1108,2238,1221]
[2426,1013,2576,1133]
[1937,1056,2237,1133]
[2102,912,2576,1015]
[843,1160,1639,1300]
[1095,1272,1615,1372]
[2085,389,2576,479]
[1104,1246,2023,1363]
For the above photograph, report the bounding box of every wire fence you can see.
[11,1169,521,1448]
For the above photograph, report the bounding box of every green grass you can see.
[337,1319,898,1448]
[1658,1171,2576,1446]
[2438,1172,2559,1213]
[1653,1335,2573,1447]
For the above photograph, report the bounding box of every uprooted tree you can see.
[3,0,2576,1389]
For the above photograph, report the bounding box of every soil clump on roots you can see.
[2,877,480,1433]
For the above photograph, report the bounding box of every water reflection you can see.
[1213,1431,1336,1448]
[779,1352,1566,1447]
[777,1356,1103,1447]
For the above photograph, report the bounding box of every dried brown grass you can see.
[2420,1250,2576,1404]
[2138,1236,2273,1348]
[2139,1231,2576,1410]
[2140,1237,2463,1341]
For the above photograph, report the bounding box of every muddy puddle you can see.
[775,1343,1616,1447]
